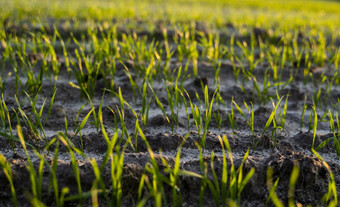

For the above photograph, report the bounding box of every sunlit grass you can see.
[0,0,339,206]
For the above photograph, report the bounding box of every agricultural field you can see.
[1,0,340,206]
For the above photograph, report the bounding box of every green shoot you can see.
[0,153,17,207]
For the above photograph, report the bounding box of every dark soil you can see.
[1,28,340,207]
